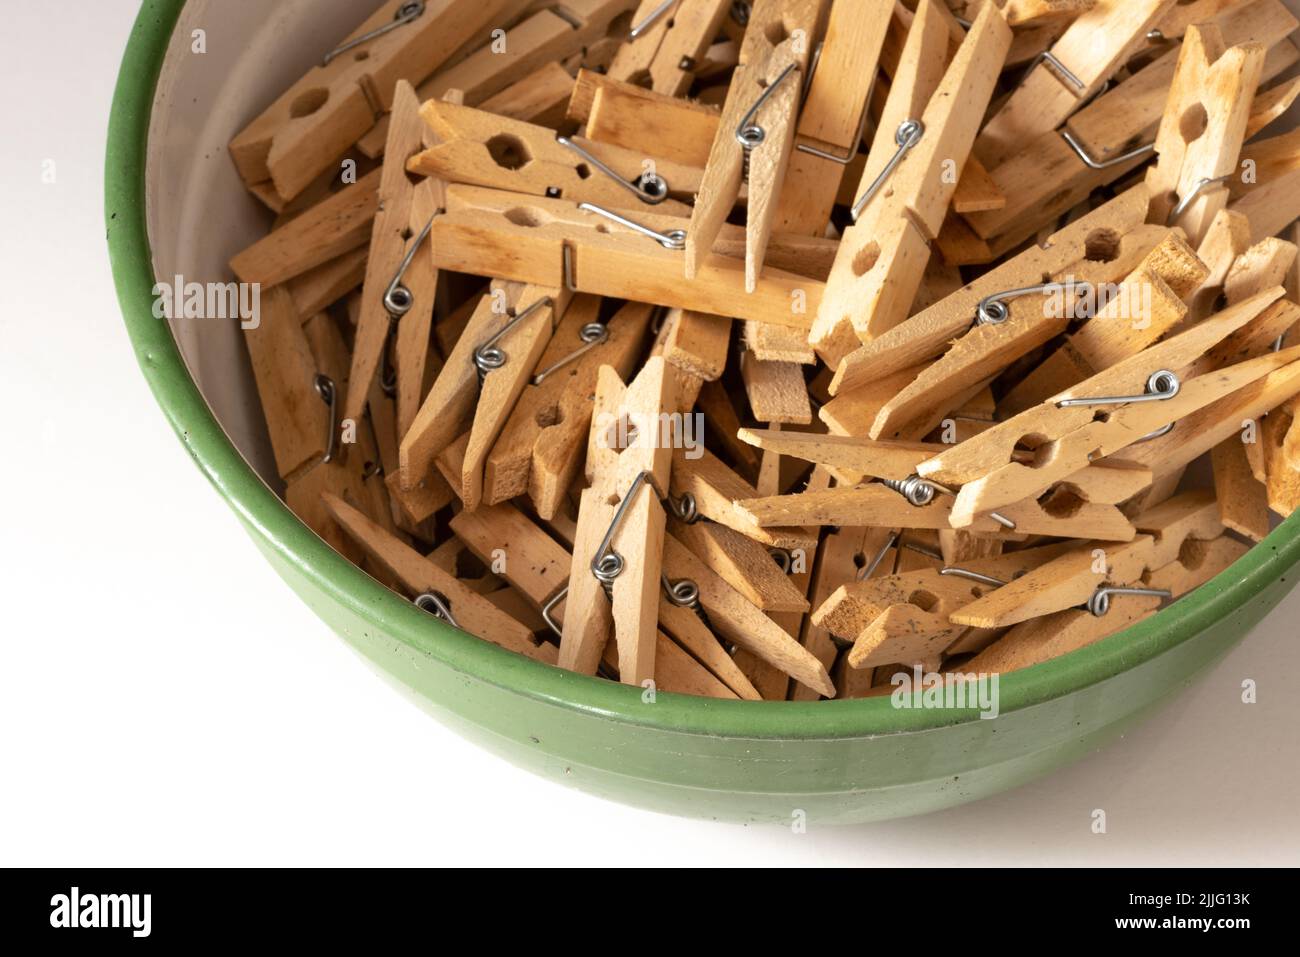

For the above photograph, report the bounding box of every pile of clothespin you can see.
[227,0,1300,701]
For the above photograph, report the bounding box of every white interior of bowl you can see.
[143,0,1300,505]
[145,0,368,489]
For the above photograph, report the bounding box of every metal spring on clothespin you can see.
[1086,584,1171,617]
[473,297,555,380]
[414,590,458,629]
[577,203,686,250]
[1056,370,1181,408]
[1020,50,1085,94]
[531,320,610,385]
[629,0,675,39]
[668,491,698,524]
[878,475,1016,530]
[850,119,924,221]
[1060,130,1155,171]
[557,137,671,205]
[940,567,1008,587]
[323,0,425,65]
[313,374,339,465]
[975,280,1092,326]
[1167,175,1232,224]
[735,62,799,181]
[795,45,874,166]
[880,475,938,507]
[379,215,436,396]
[856,532,898,582]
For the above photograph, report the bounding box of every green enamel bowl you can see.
[107,0,1300,824]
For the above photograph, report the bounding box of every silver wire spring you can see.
[881,475,937,507]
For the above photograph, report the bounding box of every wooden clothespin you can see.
[813,541,1075,663]
[609,0,733,96]
[243,287,334,481]
[661,534,835,697]
[950,490,1225,629]
[448,501,742,698]
[274,310,402,575]
[998,232,1209,416]
[321,492,553,661]
[559,359,674,686]
[230,171,381,289]
[974,0,1177,169]
[735,466,1142,541]
[742,0,882,375]
[809,1,1012,365]
[918,288,1291,523]
[1117,343,1300,478]
[483,299,653,518]
[228,0,520,206]
[685,0,828,291]
[399,281,570,496]
[427,184,825,327]
[408,100,696,214]
[774,0,891,236]
[966,533,1248,673]
[342,81,441,434]
[831,187,1156,408]
[1144,24,1265,246]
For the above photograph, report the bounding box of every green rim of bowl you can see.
[106,0,1300,739]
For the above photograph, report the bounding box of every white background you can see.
[1,0,1297,866]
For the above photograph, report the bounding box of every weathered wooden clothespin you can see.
[774,0,890,237]
[949,490,1225,629]
[830,187,1156,416]
[965,534,1247,673]
[322,492,552,661]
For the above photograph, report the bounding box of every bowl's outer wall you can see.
[108,0,1300,824]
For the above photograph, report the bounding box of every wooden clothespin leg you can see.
[342,81,439,433]
[774,0,890,237]
[685,0,827,291]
